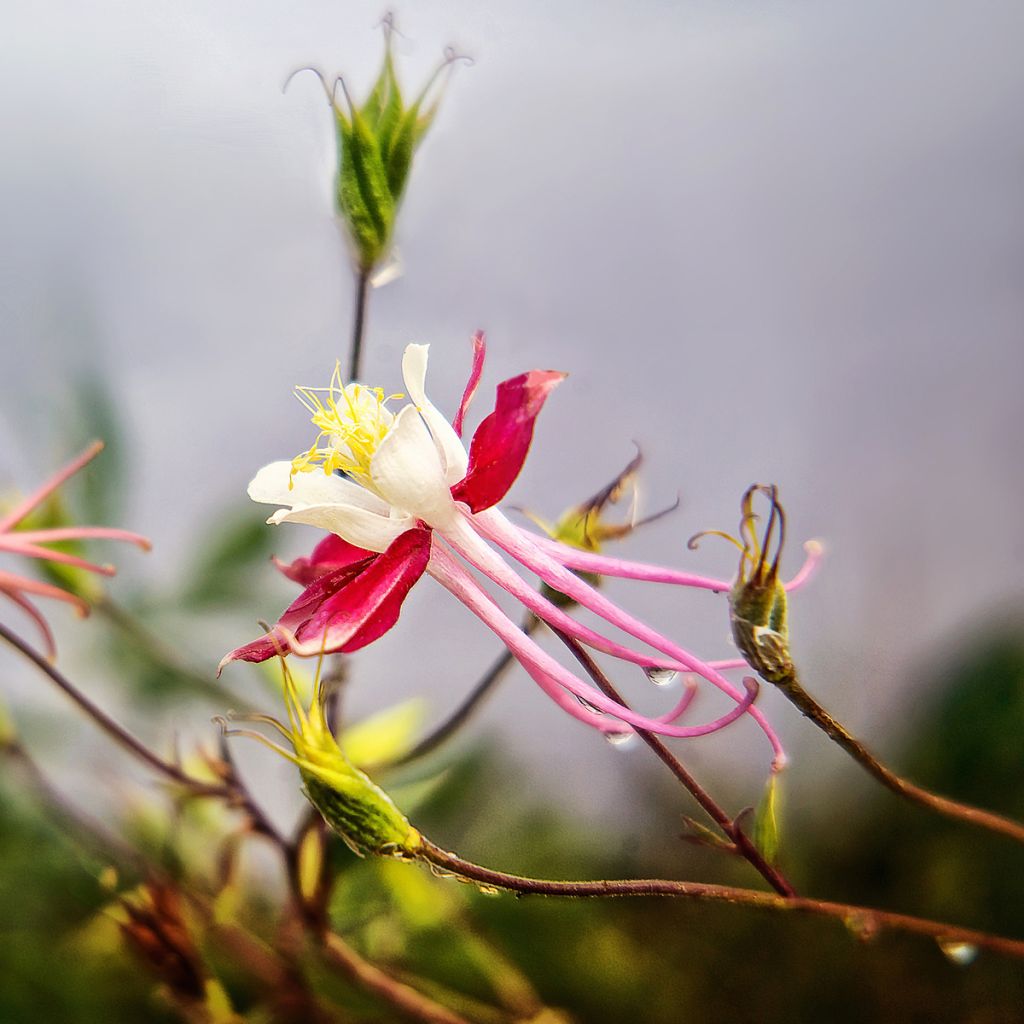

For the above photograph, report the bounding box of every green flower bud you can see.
[289,17,468,273]
[220,655,421,859]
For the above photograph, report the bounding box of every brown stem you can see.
[320,931,473,1024]
[0,623,228,797]
[2,736,145,870]
[551,627,795,897]
[95,596,246,710]
[385,615,540,769]
[776,669,1024,845]
[417,839,1024,961]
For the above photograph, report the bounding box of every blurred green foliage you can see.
[3,620,1023,1022]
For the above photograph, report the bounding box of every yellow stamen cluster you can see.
[289,362,404,488]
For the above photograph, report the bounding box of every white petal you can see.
[248,460,387,513]
[269,503,413,553]
[401,344,469,485]
[370,404,457,526]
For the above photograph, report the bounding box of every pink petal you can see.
[1,587,56,658]
[0,442,105,533]
[0,570,90,616]
[0,538,116,577]
[10,526,151,550]
[292,527,432,654]
[784,540,825,593]
[452,331,486,438]
[273,533,376,586]
[427,545,760,739]
[451,369,565,513]
[220,528,432,670]
[522,528,733,593]
[474,508,787,766]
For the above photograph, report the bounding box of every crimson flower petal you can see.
[273,533,375,586]
[451,369,565,513]
[220,528,431,670]
[452,330,486,438]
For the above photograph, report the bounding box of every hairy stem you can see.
[776,669,1024,845]
[551,627,795,897]
[417,839,1024,961]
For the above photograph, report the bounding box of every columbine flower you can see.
[0,442,150,656]
[221,335,819,764]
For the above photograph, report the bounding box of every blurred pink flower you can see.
[0,442,151,656]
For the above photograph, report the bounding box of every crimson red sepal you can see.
[451,369,565,513]
[452,331,486,438]
[220,528,432,669]
[272,533,375,586]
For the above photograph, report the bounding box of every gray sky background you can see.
[2,1,1023,841]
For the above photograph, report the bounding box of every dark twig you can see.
[348,266,371,382]
[775,669,1024,846]
[417,839,1024,961]
[384,615,539,769]
[550,627,795,897]
[0,622,228,797]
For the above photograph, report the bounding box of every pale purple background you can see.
[2,1,1022,843]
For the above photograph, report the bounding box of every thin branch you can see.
[775,669,1024,845]
[95,595,247,709]
[0,622,229,797]
[550,626,795,897]
[384,615,539,769]
[417,839,1024,961]
[320,931,473,1024]
[348,266,371,382]
[2,736,145,871]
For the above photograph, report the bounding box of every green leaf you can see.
[340,698,427,768]
[752,772,783,864]
[181,507,279,607]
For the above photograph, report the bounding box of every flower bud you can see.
[293,17,467,274]
[220,656,421,859]
[725,485,794,684]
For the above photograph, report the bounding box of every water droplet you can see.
[843,911,879,942]
[644,667,680,688]
[575,695,606,716]
[476,884,502,897]
[604,730,637,750]
[937,940,978,966]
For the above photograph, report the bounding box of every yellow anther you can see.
[289,363,404,489]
